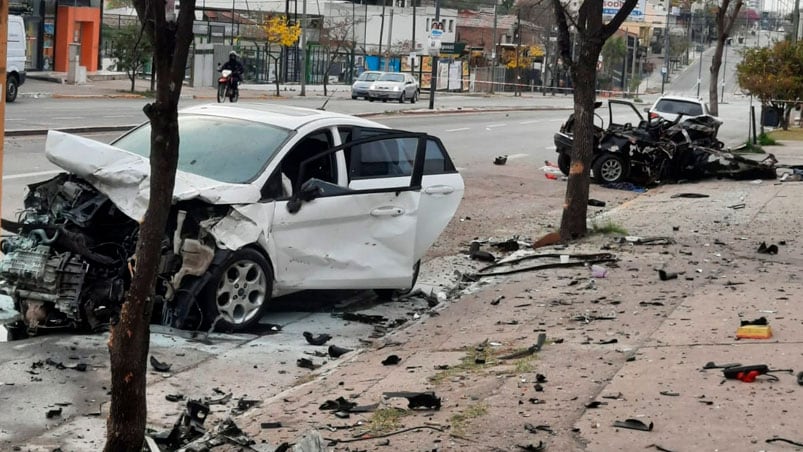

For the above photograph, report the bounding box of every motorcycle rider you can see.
[220,51,244,96]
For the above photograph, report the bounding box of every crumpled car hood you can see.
[45,131,261,220]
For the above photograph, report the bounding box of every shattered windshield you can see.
[112,115,292,184]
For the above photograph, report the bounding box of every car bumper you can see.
[352,88,369,96]
[368,90,401,99]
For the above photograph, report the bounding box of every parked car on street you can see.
[368,72,420,103]
[648,96,713,122]
[351,71,383,99]
[0,104,464,335]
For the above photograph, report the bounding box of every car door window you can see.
[423,138,457,175]
[273,129,337,198]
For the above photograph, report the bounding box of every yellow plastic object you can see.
[736,325,773,339]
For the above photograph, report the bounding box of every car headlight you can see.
[369,84,376,90]
[392,86,400,91]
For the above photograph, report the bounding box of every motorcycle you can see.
[217,69,239,103]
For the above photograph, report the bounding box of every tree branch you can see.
[601,0,638,39]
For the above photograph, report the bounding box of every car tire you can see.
[557,153,571,176]
[382,99,387,103]
[375,260,421,301]
[410,90,417,103]
[592,153,627,184]
[399,92,406,103]
[368,96,375,102]
[201,248,272,332]
[6,75,18,103]
[352,95,358,99]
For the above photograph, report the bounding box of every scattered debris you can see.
[588,199,606,207]
[165,394,185,402]
[702,362,741,370]
[659,391,680,397]
[499,333,546,360]
[621,236,675,245]
[45,407,62,418]
[727,203,745,209]
[473,253,617,278]
[670,193,709,198]
[490,296,504,306]
[524,423,554,434]
[383,391,441,410]
[328,344,353,358]
[151,400,210,450]
[260,422,282,429]
[766,438,803,448]
[341,312,387,324]
[516,441,546,451]
[150,356,172,372]
[639,301,665,306]
[736,317,772,339]
[585,401,606,408]
[494,155,508,165]
[469,242,496,262]
[491,238,521,252]
[757,242,779,255]
[612,418,653,431]
[297,358,321,370]
[303,331,332,346]
[646,444,676,452]
[381,355,401,366]
[722,364,793,382]
[798,371,803,386]
[597,338,618,345]
[590,265,608,278]
[45,358,87,372]
[658,270,678,281]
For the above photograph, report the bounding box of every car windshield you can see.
[379,74,405,82]
[357,72,382,81]
[655,99,703,116]
[112,115,292,184]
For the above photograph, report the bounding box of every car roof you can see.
[180,103,383,131]
[655,96,703,104]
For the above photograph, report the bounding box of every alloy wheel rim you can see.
[215,260,267,324]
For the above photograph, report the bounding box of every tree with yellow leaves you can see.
[261,16,301,96]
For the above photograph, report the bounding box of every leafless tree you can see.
[320,15,358,97]
[709,0,743,116]
[104,0,195,449]
[552,0,637,240]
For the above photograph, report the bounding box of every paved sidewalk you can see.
[13,142,803,451]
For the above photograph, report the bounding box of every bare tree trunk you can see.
[324,76,328,96]
[708,38,724,116]
[274,57,281,96]
[559,56,597,240]
[129,71,136,92]
[105,0,196,449]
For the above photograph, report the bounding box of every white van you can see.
[6,15,27,102]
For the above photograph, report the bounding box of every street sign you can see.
[429,28,443,56]
[661,66,667,74]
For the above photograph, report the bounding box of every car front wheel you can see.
[6,75,18,103]
[202,248,272,332]
[399,92,406,103]
[592,153,627,184]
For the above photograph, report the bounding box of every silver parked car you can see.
[351,71,384,99]
[368,72,420,104]
[0,104,464,334]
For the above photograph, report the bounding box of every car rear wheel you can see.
[352,95,358,100]
[368,96,375,102]
[592,153,627,184]
[411,90,418,103]
[202,248,272,332]
[399,92,406,103]
[557,153,571,176]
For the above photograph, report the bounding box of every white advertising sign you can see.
[602,0,648,22]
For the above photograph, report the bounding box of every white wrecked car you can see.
[0,104,464,334]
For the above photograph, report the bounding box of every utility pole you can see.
[720,39,727,103]
[491,2,497,94]
[630,31,638,96]
[514,9,521,96]
[385,8,393,71]
[0,1,7,221]
[661,0,670,94]
[794,0,800,42]
[411,0,416,77]
[697,19,704,98]
[379,0,386,66]
[300,0,307,96]
[428,0,440,109]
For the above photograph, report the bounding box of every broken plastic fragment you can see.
[613,418,653,431]
[383,391,441,410]
[327,344,353,358]
[381,355,401,366]
[150,356,172,372]
[303,331,332,346]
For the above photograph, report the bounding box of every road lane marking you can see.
[445,127,470,132]
[52,117,78,120]
[106,115,131,118]
[507,153,529,160]
[4,170,62,181]
[5,118,25,121]
[519,119,541,124]
[545,145,557,150]
[486,123,507,128]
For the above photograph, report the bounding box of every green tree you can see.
[737,40,803,130]
[109,24,153,92]
[262,15,301,96]
[601,36,626,89]
[104,0,196,448]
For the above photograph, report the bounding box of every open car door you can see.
[270,129,430,291]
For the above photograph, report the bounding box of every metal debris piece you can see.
[757,242,779,255]
[516,441,546,451]
[297,358,321,370]
[328,344,353,358]
[670,193,709,198]
[494,155,508,165]
[381,355,401,366]
[150,356,172,372]
[46,407,62,418]
[341,312,387,324]
[383,391,441,410]
[499,333,547,360]
[303,331,332,346]
[613,418,653,431]
[658,270,678,281]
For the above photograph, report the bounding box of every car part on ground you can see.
[0,104,464,336]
